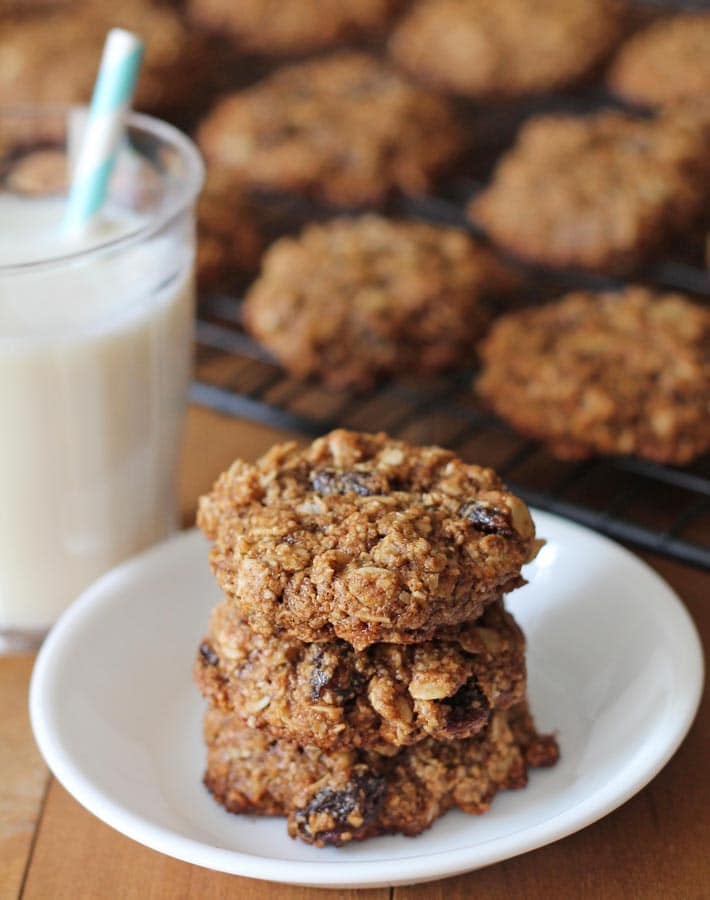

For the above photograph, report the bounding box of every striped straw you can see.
[62,28,144,233]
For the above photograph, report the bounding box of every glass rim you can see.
[0,105,204,275]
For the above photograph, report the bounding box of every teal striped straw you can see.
[62,28,144,233]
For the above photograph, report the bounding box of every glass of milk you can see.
[0,107,204,651]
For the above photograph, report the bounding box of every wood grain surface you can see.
[2,407,708,900]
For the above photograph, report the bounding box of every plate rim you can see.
[29,514,705,889]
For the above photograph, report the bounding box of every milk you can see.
[0,195,194,633]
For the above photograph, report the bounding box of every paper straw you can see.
[62,28,144,233]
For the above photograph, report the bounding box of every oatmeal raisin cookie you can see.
[608,13,710,109]
[196,598,526,751]
[0,0,206,114]
[468,108,710,273]
[188,0,402,56]
[476,287,710,464]
[198,430,538,649]
[390,0,625,99]
[203,702,559,845]
[197,53,464,206]
[243,215,517,390]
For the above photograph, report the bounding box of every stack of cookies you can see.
[194,429,558,846]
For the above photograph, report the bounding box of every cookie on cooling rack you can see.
[476,287,710,465]
[197,53,464,206]
[608,12,710,109]
[188,0,402,56]
[198,429,539,649]
[203,701,558,846]
[196,598,526,752]
[242,214,517,390]
[389,0,626,100]
[468,107,710,273]
[0,0,207,115]
[197,168,263,293]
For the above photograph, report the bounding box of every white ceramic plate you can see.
[30,514,703,889]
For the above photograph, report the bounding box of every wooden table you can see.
[2,407,708,900]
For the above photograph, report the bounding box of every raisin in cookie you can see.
[203,702,558,846]
[477,287,710,464]
[196,598,526,751]
[243,215,517,390]
[469,108,710,273]
[198,430,538,649]
[0,0,206,115]
[188,0,401,56]
[390,0,625,100]
[197,53,464,206]
[608,13,710,109]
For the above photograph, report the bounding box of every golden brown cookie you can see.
[188,0,402,56]
[203,702,559,845]
[243,215,517,390]
[389,0,626,99]
[197,168,263,293]
[608,13,710,109]
[0,0,206,115]
[197,53,464,206]
[468,108,710,273]
[476,287,710,464]
[195,598,526,752]
[198,430,539,650]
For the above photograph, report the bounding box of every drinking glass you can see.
[0,107,203,651]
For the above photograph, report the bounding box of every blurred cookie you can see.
[203,702,559,845]
[389,0,626,99]
[477,287,710,464]
[608,13,710,109]
[3,149,67,196]
[188,0,402,56]
[196,598,526,752]
[468,108,710,273]
[197,168,263,293]
[0,0,206,115]
[197,53,464,206]
[244,215,516,390]
[198,429,538,650]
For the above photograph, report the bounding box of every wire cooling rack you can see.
[192,188,710,572]
[189,15,710,570]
